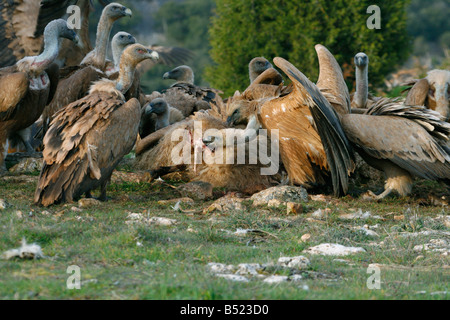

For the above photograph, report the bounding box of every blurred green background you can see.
[89,0,449,95]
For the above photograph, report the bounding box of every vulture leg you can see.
[85,191,93,199]
[0,139,8,175]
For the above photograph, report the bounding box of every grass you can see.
[0,168,449,300]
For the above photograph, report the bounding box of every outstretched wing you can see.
[137,46,194,74]
[263,57,355,196]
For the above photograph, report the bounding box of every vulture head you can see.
[427,70,450,120]
[405,69,450,120]
[163,65,195,85]
[226,99,258,127]
[19,19,79,75]
[104,2,133,21]
[354,53,369,69]
[120,43,159,68]
[249,57,273,83]
[145,98,168,116]
[112,32,137,67]
[114,44,159,93]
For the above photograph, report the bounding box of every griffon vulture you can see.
[0,0,109,68]
[34,44,159,207]
[248,57,283,85]
[139,98,184,138]
[316,45,450,199]
[227,56,355,196]
[146,65,223,118]
[0,19,78,174]
[404,69,450,121]
[41,2,132,134]
[350,53,385,111]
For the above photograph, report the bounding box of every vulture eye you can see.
[120,35,124,39]
[137,49,145,54]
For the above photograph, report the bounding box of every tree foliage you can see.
[206,0,412,96]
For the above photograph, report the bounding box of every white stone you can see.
[216,274,249,282]
[277,256,310,269]
[304,243,366,256]
[263,275,289,284]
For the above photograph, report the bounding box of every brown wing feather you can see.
[137,46,194,74]
[341,114,450,181]
[42,66,102,132]
[272,57,355,195]
[315,44,351,116]
[259,93,328,187]
[0,70,29,120]
[404,78,429,106]
[35,93,140,206]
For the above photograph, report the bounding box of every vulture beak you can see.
[149,50,159,61]
[123,7,133,17]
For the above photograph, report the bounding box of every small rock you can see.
[304,243,366,256]
[300,234,311,243]
[236,264,264,276]
[263,275,288,284]
[157,198,194,205]
[207,263,236,274]
[148,217,177,226]
[339,209,382,220]
[71,207,83,213]
[0,199,10,210]
[277,256,310,270]
[394,215,405,221]
[286,202,303,214]
[353,226,379,237]
[2,239,44,260]
[41,210,51,216]
[251,186,308,207]
[216,274,249,282]
[78,198,101,208]
[204,195,245,213]
[268,199,283,208]
[15,211,24,219]
[290,275,303,282]
[311,208,331,219]
[9,157,43,174]
[178,181,213,200]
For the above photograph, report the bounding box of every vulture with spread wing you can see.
[315,45,450,199]
[227,56,355,196]
[0,19,78,173]
[34,44,159,207]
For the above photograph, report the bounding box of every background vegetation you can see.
[87,0,448,95]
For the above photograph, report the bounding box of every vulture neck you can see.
[354,65,369,108]
[112,45,126,69]
[116,59,137,94]
[156,110,170,129]
[92,15,115,70]
[27,28,61,76]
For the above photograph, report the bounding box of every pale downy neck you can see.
[29,27,61,75]
[116,58,137,94]
[112,44,127,69]
[156,109,170,129]
[92,15,114,70]
[354,65,369,108]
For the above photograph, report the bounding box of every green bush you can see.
[206,0,412,96]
